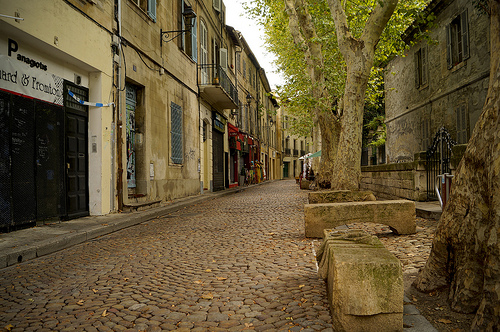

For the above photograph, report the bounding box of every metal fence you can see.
[426,127,457,200]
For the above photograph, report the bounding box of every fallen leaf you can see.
[4,324,14,331]
[412,296,418,302]
[437,318,452,324]
[205,269,212,272]
[216,277,227,281]
[77,300,85,305]
[102,309,108,317]
[92,289,98,293]
[299,285,305,288]
[245,323,253,327]
[201,293,213,299]
[194,280,203,284]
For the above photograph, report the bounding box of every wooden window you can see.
[456,104,468,144]
[130,0,156,22]
[414,46,428,88]
[446,10,469,69]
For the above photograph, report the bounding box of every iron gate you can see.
[426,127,457,200]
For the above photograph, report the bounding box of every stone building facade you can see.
[384,0,489,163]
[0,0,279,232]
[361,0,490,201]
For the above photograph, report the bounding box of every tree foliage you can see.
[245,0,428,137]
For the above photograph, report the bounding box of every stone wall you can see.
[361,146,466,201]
[360,159,427,201]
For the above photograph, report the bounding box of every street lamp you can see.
[160,5,196,46]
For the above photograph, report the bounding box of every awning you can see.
[299,153,312,160]
[306,150,321,159]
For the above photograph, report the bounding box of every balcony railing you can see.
[284,148,291,156]
[198,64,238,109]
[293,149,299,156]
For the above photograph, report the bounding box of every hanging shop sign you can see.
[212,111,227,133]
[0,54,63,105]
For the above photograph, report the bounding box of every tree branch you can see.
[360,0,399,49]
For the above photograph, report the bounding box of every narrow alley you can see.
[0,181,333,332]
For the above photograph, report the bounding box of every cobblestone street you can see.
[0,181,333,332]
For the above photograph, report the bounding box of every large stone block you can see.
[317,229,403,332]
[304,200,416,238]
[308,190,376,204]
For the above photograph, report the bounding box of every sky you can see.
[224,0,285,90]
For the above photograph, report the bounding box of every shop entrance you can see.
[0,82,89,232]
[64,83,89,218]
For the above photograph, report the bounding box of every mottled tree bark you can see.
[284,0,340,188]
[414,2,500,330]
[327,0,398,190]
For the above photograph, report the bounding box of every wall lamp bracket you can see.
[160,5,196,46]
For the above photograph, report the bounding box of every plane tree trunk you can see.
[327,0,398,189]
[414,2,500,329]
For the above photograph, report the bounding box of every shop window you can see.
[415,46,428,89]
[446,10,469,69]
[171,102,183,164]
[130,0,156,22]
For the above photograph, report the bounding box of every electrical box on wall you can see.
[136,133,143,144]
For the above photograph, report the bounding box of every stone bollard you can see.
[317,229,403,332]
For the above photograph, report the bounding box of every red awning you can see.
[228,123,239,135]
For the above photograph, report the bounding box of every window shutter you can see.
[446,24,452,69]
[421,47,428,86]
[213,0,221,12]
[461,10,470,60]
[148,0,156,22]
[191,19,198,62]
[456,105,468,144]
[414,51,420,88]
[181,0,185,50]
[220,48,228,72]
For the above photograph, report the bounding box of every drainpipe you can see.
[115,0,124,211]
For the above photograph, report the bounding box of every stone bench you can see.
[304,200,416,238]
[308,190,376,204]
[317,229,403,332]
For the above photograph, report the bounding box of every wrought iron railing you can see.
[198,64,238,106]
[284,148,291,156]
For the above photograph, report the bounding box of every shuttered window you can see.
[446,10,469,69]
[456,104,468,144]
[171,102,183,164]
[414,46,428,89]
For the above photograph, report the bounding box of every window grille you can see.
[171,102,183,164]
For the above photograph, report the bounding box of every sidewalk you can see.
[415,201,442,220]
[0,185,251,269]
